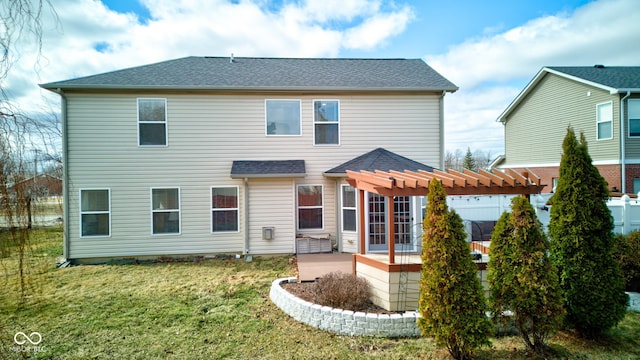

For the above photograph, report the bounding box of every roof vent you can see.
[230,53,234,63]
[594,64,605,68]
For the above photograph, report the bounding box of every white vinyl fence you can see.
[448,193,640,236]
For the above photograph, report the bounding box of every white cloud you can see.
[428,0,640,154]
[7,0,414,113]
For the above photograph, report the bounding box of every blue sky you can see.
[9,0,640,157]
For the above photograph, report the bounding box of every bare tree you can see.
[1,0,58,304]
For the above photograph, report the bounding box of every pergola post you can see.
[359,189,366,254]
[387,195,395,264]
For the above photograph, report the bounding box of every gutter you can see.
[55,88,70,260]
[244,177,250,254]
[621,91,631,192]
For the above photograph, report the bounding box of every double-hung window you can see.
[314,100,339,145]
[151,188,180,235]
[138,98,167,146]
[265,99,301,136]
[80,189,110,237]
[211,187,239,233]
[628,99,640,137]
[297,185,323,230]
[341,185,356,232]
[596,101,613,140]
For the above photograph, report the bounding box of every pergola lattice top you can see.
[345,168,545,197]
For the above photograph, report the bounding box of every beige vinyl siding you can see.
[65,92,441,259]
[504,74,620,167]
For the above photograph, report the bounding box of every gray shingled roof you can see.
[547,66,640,90]
[230,160,305,178]
[40,56,458,92]
[324,148,436,177]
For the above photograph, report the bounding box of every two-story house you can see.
[496,65,640,193]
[41,56,457,263]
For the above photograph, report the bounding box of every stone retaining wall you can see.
[269,277,422,338]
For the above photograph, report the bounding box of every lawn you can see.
[1,227,639,359]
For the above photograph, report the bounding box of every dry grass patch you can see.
[1,227,639,359]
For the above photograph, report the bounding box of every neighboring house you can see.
[12,174,62,198]
[497,65,640,193]
[40,56,457,263]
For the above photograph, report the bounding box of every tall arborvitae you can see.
[418,179,491,360]
[488,197,564,354]
[548,128,628,338]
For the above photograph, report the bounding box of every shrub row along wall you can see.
[269,278,421,338]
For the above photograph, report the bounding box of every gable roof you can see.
[498,65,640,123]
[230,160,305,178]
[39,56,458,93]
[324,148,436,177]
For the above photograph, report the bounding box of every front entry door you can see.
[367,193,412,252]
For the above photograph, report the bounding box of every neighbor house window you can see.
[211,186,239,233]
[634,178,640,195]
[314,100,339,145]
[297,185,323,230]
[341,185,356,232]
[80,189,110,237]
[138,98,167,146]
[628,99,640,137]
[265,99,301,135]
[596,101,613,140]
[151,188,180,234]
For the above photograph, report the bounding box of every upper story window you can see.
[138,98,167,146]
[211,186,239,233]
[265,99,301,136]
[80,189,111,237]
[596,101,613,140]
[628,99,640,137]
[297,185,323,230]
[151,187,180,235]
[314,100,340,145]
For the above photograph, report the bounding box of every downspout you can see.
[244,177,250,254]
[56,88,70,260]
[439,91,446,170]
[621,91,631,193]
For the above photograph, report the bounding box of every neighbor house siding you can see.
[624,95,640,161]
[503,74,620,167]
[64,92,442,259]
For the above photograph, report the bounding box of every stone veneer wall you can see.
[269,278,422,338]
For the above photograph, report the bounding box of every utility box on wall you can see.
[262,227,275,240]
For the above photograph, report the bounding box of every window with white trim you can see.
[596,101,613,140]
[297,185,323,230]
[265,99,301,135]
[138,98,167,146]
[80,189,110,237]
[151,188,180,234]
[211,186,239,233]
[628,99,640,137]
[341,184,356,232]
[314,100,339,145]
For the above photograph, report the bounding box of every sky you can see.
[6,0,640,157]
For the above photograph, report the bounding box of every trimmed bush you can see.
[548,128,628,338]
[614,231,640,292]
[312,271,370,310]
[418,179,491,360]
[488,197,564,354]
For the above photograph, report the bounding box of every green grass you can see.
[1,227,639,359]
